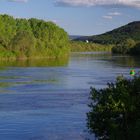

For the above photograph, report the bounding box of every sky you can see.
[0,0,140,35]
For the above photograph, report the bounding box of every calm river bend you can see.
[0,52,140,140]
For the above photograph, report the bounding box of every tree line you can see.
[73,21,140,55]
[112,38,140,55]
[0,14,69,59]
[70,41,113,52]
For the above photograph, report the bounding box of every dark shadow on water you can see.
[110,54,140,67]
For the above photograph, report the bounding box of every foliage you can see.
[130,42,140,55]
[0,45,15,60]
[11,31,35,58]
[0,14,69,59]
[74,21,140,55]
[112,38,136,54]
[0,14,16,48]
[70,41,113,52]
[112,39,140,55]
[87,75,140,140]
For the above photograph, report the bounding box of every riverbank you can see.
[70,41,113,52]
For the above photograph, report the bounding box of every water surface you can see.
[0,52,140,140]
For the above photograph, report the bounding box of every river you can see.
[0,52,140,140]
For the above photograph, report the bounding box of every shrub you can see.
[87,75,140,140]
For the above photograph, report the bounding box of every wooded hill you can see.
[74,21,140,54]
[75,21,140,45]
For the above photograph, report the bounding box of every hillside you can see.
[75,21,140,44]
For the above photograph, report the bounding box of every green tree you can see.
[112,38,136,54]
[130,42,140,55]
[16,18,32,33]
[0,14,69,59]
[87,75,140,140]
[0,14,16,48]
[11,31,35,58]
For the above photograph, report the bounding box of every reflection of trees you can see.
[0,82,11,88]
[72,52,112,59]
[0,57,69,68]
[0,58,69,89]
[111,55,140,67]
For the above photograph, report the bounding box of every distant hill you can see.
[75,21,140,44]
[69,35,84,40]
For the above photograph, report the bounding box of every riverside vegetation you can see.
[87,75,140,140]
[75,21,140,55]
[0,14,111,60]
[2,15,139,59]
[112,38,140,55]
[70,41,112,52]
[0,14,117,60]
[0,14,69,60]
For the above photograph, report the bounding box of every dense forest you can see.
[0,14,69,60]
[112,38,140,54]
[74,21,140,55]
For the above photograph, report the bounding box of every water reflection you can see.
[0,52,139,140]
[73,52,140,68]
[71,52,140,68]
[0,57,69,68]
[0,57,69,90]
[72,51,112,59]
[111,55,140,67]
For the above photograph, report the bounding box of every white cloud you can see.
[103,15,113,19]
[103,11,122,19]
[108,12,121,16]
[55,0,140,8]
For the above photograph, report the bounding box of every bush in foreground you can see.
[87,75,140,140]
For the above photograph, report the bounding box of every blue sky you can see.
[0,0,140,35]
